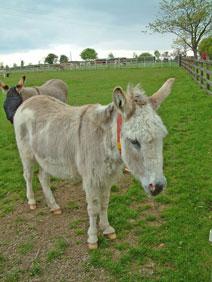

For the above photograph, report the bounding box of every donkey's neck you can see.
[91,103,123,165]
[21,87,39,101]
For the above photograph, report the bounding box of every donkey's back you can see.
[22,78,68,103]
[1,76,68,123]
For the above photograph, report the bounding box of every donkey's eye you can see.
[129,139,140,148]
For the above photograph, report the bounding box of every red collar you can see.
[117,113,122,154]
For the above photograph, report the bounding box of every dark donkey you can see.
[0,76,68,123]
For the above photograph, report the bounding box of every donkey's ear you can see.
[0,80,9,93]
[16,76,26,91]
[149,78,175,110]
[113,86,127,113]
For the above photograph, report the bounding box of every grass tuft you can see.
[1,68,212,281]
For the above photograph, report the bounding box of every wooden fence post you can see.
[200,62,203,88]
[206,62,210,92]
[196,58,199,82]
[179,55,181,67]
[187,57,190,75]
[192,57,194,77]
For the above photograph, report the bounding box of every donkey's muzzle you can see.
[149,183,164,196]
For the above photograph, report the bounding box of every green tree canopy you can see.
[146,0,212,57]
[107,52,114,59]
[154,50,160,60]
[44,53,58,64]
[80,48,98,60]
[138,52,154,61]
[133,52,138,58]
[199,37,212,57]
[60,55,69,63]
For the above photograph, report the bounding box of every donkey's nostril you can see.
[149,183,163,196]
[149,184,156,192]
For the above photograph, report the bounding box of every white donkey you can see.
[13,78,175,248]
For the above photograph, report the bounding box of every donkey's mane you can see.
[126,84,148,106]
[89,103,115,126]
[90,84,148,126]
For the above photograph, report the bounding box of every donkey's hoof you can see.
[52,209,62,215]
[29,204,36,210]
[105,233,116,240]
[88,243,98,249]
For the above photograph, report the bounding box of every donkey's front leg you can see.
[99,186,116,240]
[85,187,100,249]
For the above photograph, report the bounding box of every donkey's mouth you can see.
[149,184,163,196]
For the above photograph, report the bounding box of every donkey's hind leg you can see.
[38,167,61,214]
[22,157,36,210]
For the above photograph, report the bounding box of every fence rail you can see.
[180,56,212,96]
[2,57,179,74]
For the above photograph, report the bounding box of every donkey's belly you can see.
[35,155,79,180]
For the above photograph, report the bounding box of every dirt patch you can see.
[0,173,169,281]
[140,259,156,276]
[0,178,111,281]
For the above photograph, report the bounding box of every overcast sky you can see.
[0,0,176,66]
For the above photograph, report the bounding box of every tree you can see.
[170,49,181,60]
[138,52,154,61]
[171,36,190,56]
[133,52,138,58]
[107,52,115,59]
[154,50,160,61]
[146,0,212,57]
[21,60,24,67]
[161,51,169,62]
[60,55,69,63]
[44,53,58,64]
[198,37,212,57]
[80,48,98,60]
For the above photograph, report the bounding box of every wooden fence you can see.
[180,56,212,96]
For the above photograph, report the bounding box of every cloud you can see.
[0,0,176,66]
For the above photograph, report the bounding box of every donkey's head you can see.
[0,76,26,123]
[113,78,175,196]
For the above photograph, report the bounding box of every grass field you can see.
[0,67,212,281]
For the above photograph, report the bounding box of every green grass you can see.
[18,242,34,255]
[67,201,80,210]
[1,67,212,280]
[46,237,69,262]
[29,264,43,277]
[5,269,21,282]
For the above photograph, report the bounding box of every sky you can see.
[0,0,176,67]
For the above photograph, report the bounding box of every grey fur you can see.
[13,78,175,246]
